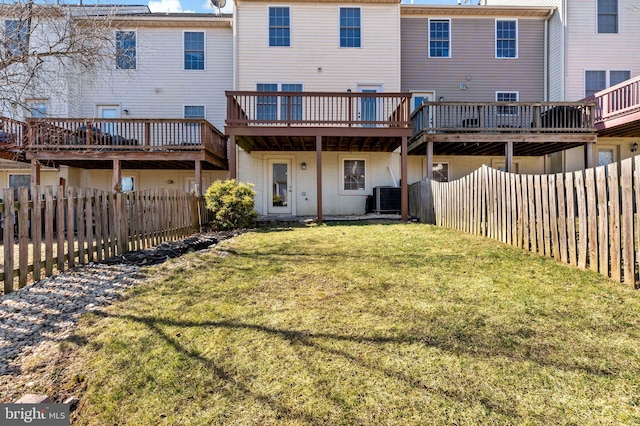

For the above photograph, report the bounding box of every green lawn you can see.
[69,223,640,425]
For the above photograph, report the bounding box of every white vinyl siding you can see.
[78,25,232,131]
[237,2,400,92]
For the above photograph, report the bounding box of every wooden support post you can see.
[30,159,40,186]
[316,135,323,224]
[426,141,433,180]
[229,134,237,180]
[112,159,122,192]
[584,142,594,169]
[401,136,408,222]
[195,160,202,196]
[505,141,514,173]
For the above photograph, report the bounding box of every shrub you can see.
[204,179,258,230]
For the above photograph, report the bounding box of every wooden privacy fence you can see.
[1,186,203,294]
[409,160,640,288]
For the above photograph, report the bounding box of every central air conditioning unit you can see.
[373,186,401,213]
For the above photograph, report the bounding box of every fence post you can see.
[3,188,15,293]
[190,194,200,232]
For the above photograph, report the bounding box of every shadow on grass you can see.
[79,309,628,421]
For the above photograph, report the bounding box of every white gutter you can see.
[543,8,554,101]
[233,0,238,90]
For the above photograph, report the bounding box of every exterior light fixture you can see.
[301,162,307,170]
[438,96,444,102]
[632,142,638,153]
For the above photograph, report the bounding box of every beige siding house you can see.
[231,0,410,218]
[485,0,640,172]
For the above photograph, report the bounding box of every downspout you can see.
[561,0,567,101]
[543,8,554,102]
[232,0,238,90]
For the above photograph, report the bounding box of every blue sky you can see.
[85,0,461,15]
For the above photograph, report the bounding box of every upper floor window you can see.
[184,31,205,70]
[340,7,361,48]
[597,0,618,34]
[5,20,27,56]
[496,91,518,115]
[269,7,290,47]
[585,70,630,97]
[429,19,450,58]
[496,20,517,59]
[116,31,136,70]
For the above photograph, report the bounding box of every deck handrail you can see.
[226,91,412,128]
[588,74,640,124]
[25,118,227,160]
[0,116,28,148]
[410,101,596,139]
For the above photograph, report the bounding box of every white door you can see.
[97,105,119,137]
[357,84,383,127]
[411,92,434,131]
[267,159,292,214]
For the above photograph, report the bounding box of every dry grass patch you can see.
[69,224,640,425]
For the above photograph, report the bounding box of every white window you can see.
[121,177,135,192]
[184,31,205,70]
[429,19,450,58]
[432,163,449,182]
[28,100,48,118]
[183,105,205,145]
[9,174,30,190]
[340,7,361,48]
[343,159,365,191]
[184,105,205,119]
[496,20,517,59]
[256,83,303,121]
[585,70,630,97]
[5,20,27,56]
[496,91,519,115]
[269,6,290,47]
[597,148,615,167]
[597,0,618,34]
[116,30,136,70]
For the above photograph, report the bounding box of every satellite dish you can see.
[210,0,226,14]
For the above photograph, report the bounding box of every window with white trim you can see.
[269,7,290,47]
[116,31,136,69]
[256,83,303,121]
[496,91,518,115]
[343,159,365,191]
[432,162,448,182]
[429,19,450,58]
[4,20,27,56]
[585,70,630,97]
[340,7,361,48]
[184,105,205,119]
[184,31,205,70]
[9,174,30,190]
[28,99,48,118]
[597,0,618,34]
[183,105,205,145]
[496,20,517,59]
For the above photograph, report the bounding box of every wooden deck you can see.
[225,91,413,152]
[24,118,228,170]
[409,101,597,156]
[590,75,640,137]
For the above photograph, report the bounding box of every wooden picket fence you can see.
[409,159,640,288]
[1,186,202,294]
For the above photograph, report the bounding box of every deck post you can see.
[229,134,237,180]
[505,141,514,173]
[195,160,202,196]
[112,159,122,192]
[316,135,323,224]
[30,159,40,186]
[584,142,594,169]
[426,141,433,180]
[401,135,408,222]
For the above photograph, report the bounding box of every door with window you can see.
[411,92,434,132]
[97,105,119,139]
[357,85,383,127]
[267,159,292,214]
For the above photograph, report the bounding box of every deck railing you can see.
[589,75,640,124]
[411,102,596,139]
[226,91,412,128]
[0,117,27,147]
[25,118,227,160]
